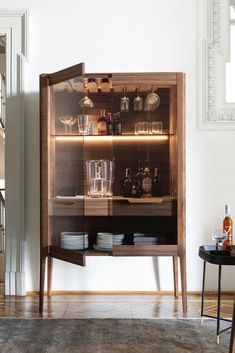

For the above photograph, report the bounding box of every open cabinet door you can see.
[40,62,86,311]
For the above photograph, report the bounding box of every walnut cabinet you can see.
[39,63,186,312]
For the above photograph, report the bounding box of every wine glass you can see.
[144,86,160,112]
[66,117,77,134]
[120,87,129,112]
[59,115,73,134]
[133,87,143,111]
[79,91,94,108]
[212,229,228,251]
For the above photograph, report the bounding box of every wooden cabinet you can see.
[40,63,186,312]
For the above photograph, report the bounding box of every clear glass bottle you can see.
[122,168,133,197]
[98,109,108,135]
[141,160,152,197]
[152,168,162,197]
[223,204,233,251]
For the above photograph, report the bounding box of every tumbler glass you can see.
[77,114,89,135]
[150,121,163,134]
[138,122,149,134]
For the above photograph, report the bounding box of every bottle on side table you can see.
[223,204,233,251]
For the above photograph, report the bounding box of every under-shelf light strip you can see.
[55,135,169,142]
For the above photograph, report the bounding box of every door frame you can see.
[0,10,28,295]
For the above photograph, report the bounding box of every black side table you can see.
[199,245,235,344]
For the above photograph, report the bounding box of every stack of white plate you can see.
[133,232,158,245]
[93,232,124,251]
[60,232,89,250]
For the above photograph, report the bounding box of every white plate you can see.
[93,244,112,251]
[61,244,89,250]
[61,232,88,236]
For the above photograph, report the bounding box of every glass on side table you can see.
[212,229,228,252]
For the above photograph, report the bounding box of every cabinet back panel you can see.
[54,139,170,196]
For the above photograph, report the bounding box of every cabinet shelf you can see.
[52,134,174,142]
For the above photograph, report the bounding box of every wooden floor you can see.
[0,290,233,319]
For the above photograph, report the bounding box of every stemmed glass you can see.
[144,86,160,112]
[212,229,228,251]
[59,116,74,134]
[79,91,94,108]
[133,86,143,111]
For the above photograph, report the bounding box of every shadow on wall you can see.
[24,93,40,291]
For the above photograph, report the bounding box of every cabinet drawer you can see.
[49,199,83,216]
[112,199,174,216]
[112,244,178,256]
[49,198,110,216]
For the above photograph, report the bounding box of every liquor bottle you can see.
[131,176,142,198]
[113,112,122,135]
[152,168,162,197]
[122,168,133,197]
[107,113,113,135]
[98,109,107,135]
[141,160,152,197]
[135,160,144,186]
[223,204,233,251]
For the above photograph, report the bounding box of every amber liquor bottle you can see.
[141,160,152,198]
[98,109,108,135]
[223,204,233,251]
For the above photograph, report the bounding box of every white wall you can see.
[1,0,235,292]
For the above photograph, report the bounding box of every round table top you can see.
[199,245,235,265]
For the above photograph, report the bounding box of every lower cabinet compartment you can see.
[50,215,177,256]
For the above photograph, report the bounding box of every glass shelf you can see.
[51,133,175,141]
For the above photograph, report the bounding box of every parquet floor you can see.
[0,290,233,319]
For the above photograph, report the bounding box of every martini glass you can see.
[59,116,73,134]
[212,229,228,251]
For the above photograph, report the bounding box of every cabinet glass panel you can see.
[49,75,87,252]
[111,87,177,247]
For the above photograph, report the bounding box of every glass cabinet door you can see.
[41,63,88,264]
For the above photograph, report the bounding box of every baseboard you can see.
[5,271,26,295]
[26,290,235,296]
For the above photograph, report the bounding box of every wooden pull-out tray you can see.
[49,196,176,217]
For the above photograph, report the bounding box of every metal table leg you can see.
[201,260,206,324]
[216,264,222,344]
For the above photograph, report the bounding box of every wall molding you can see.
[0,10,28,295]
[198,0,235,129]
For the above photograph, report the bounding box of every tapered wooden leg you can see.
[179,254,187,313]
[39,256,46,313]
[229,299,235,353]
[47,256,53,297]
[173,256,178,298]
